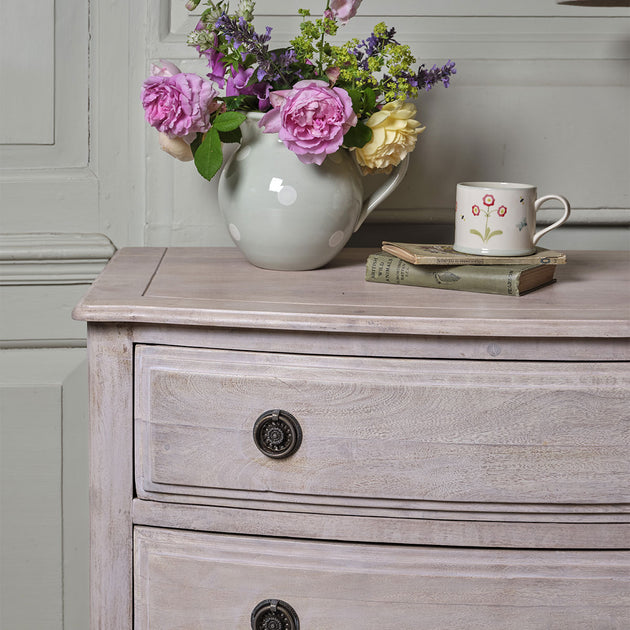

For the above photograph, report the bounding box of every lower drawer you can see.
[134,527,629,630]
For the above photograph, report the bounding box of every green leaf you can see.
[221,94,259,112]
[469,229,484,239]
[190,132,204,155]
[213,111,246,132]
[347,88,362,114]
[488,230,503,239]
[343,121,372,149]
[218,127,242,144]
[193,127,223,182]
[364,87,376,112]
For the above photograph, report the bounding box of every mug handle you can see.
[533,194,571,245]
[353,156,410,232]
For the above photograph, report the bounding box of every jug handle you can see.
[353,156,410,232]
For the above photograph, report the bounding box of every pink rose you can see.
[141,72,219,139]
[259,79,357,165]
[150,60,181,77]
[330,0,362,23]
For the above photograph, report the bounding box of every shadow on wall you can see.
[347,222,455,248]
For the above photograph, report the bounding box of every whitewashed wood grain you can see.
[135,346,629,507]
[134,527,630,630]
[130,321,630,361]
[87,325,135,630]
[73,248,630,339]
[133,499,630,549]
[75,247,630,628]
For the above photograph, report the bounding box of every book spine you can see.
[366,254,522,296]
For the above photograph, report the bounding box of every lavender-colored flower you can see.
[251,80,272,110]
[417,60,457,91]
[214,13,276,80]
[350,26,398,71]
[226,66,255,96]
[205,46,227,87]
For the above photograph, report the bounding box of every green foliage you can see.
[222,94,259,112]
[343,120,372,149]
[347,87,376,119]
[212,111,246,132]
[193,127,223,182]
[192,111,247,180]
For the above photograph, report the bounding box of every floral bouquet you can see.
[142,0,455,181]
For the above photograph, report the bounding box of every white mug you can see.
[453,182,571,256]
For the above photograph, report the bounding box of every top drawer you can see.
[134,345,629,512]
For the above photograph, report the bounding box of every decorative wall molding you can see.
[171,0,630,32]
[0,233,116,286]
[0,0,88,168]
[370,207,630,226]
[0,348,89,628]
[0,0,55,145]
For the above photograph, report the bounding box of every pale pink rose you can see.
[325,66,341,85]
[158,132,194,161]
[142,72,220,138]
[330,0,362,23]
[259,79,357,165]
[150,60,182,77]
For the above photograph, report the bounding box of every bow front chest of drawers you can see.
[73,248,630,629]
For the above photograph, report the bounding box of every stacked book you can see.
[365,243,566,296]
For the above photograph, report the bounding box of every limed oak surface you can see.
[73,247,630,339]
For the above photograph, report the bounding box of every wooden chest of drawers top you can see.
[74,247,629,360]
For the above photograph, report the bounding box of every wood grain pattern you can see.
[135,345,629,507]
[87,324,134,630]
[73,248,630,339]
[132,499,630,549]
[75,248,630,628]
[134,527,630,630]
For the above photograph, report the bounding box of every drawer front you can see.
[134,526,630,630]
[134,345,629,509]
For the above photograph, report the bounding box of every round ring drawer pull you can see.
[253,409,302,459]
[251,599,300,630]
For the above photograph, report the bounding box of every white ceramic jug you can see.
[218,113,408,270]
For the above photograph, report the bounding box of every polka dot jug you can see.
[218,113,409,270]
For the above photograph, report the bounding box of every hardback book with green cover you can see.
[366,252,557,296]
[381,242,566,266]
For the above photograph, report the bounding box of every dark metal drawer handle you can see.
[253,410,302,459]
[251,599,300,630]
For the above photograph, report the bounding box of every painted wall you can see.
[0,1,628,628]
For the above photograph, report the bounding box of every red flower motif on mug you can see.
[497,205,507,217]
[472,204,480,216]
[482,194,495,207]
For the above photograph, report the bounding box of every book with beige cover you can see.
[382,242,566,266]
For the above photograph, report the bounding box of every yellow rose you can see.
[158,132,194,162]
[353,101,425,174]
